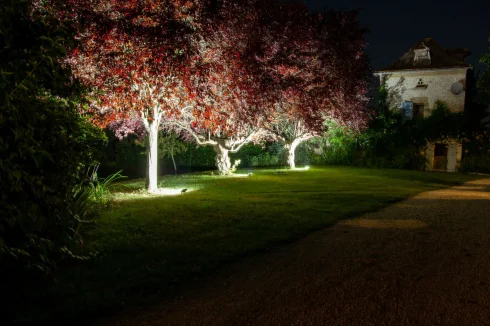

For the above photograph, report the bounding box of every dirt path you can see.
[100,179,490,326]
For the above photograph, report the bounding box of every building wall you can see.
[425,145,434,171]
[377,68,469,172]
[447,143,463,172]
[380,68,468,116]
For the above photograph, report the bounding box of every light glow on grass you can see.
[114,187,199,201]
[227,173,251,178]
[292,166,310,171]
[153,188,189,195]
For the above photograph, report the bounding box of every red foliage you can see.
[256,5,371,142]
[34,0,202,133]
[312,10,371,131]
[167,0,276,150]
[36,0,370,145]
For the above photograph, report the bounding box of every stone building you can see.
[375,38,471,172]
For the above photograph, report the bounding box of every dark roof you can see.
[377,38,471,72]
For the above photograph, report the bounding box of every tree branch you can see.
[167,121,218,146]
[229,129,264,153]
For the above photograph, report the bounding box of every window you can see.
[402,101,413,120]
[414,49,431,61]
[414,44,431,66]
[434,144,448,157]
[413,104,424,118]
[415,78,428,88]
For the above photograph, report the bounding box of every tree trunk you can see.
[145,121,159,192]
[286,138,303,169]
[171,153,177,174]
[287,144,296,169]
[213,143,231,175]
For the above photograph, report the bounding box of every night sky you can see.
[305,0,490,73]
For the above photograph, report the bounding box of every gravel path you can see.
[101,179,490,326]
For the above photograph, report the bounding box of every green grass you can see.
[20,167,478,324]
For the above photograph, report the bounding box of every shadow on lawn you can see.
[372,169,477,186]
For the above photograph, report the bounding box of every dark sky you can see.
[305,0,490,73]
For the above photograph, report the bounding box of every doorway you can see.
[413,103,424,119]
[433,143,448,170]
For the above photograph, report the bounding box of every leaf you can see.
[39,35,55,47]
[11,169,21,181]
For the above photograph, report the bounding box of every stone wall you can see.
[380,68,468,116]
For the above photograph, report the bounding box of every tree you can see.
[47,0,201,192]
[172,106,267,175]
[159,132,187,173]
[54,0,273,178]
[478,38,490,130]
[259,7,371,168]
[479,38,490,100]
[458,48,490,159]
[49,0,370,176]
[168,0,273,175]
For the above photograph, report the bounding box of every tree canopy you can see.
[40,0,370,182]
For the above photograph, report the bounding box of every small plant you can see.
[83,163,127,204]
[68,165,126,251]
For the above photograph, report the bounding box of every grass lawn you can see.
[20,166,479,324]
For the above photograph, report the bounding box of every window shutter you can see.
[402,101,413,120]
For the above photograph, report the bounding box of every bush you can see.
[0,93,106,319]
[178,144,216,170]
[232,142,286,167]
[318,125,358,165]
[460,155,490,174]
[311,97,463,170]
[0,1,106,317]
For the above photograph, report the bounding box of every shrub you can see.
[232,142,287,167]
[460,155,490,174]
[178,144,216,170]
[0,0,106,316]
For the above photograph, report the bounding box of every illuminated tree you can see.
[260,6,371,168]
[41,0,370,178]
[44,0,272,178]
[173,108,267,174]
[39,0,200,192]
[169,0,273,175]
